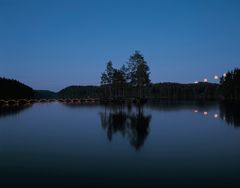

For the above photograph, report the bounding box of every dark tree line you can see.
[0,77,34,99]
[100,51,151,100]
[100,51,222,101]
[1,60,238,102]
[149,82,220,100]
[40,82,220,101]
[58,86,101,98]
[220,68,240,101]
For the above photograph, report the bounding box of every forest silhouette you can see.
[0,52,239,102]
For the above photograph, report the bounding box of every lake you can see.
[0,101,240,188]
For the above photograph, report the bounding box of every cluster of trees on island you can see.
[99,51,222,101]
[100,51,150,101]
[0,51,239,102]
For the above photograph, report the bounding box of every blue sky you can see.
[0,0,240,91]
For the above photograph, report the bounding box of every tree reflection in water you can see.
[0,105,32,118]
[99,105,151,150]
[219,102,240,128]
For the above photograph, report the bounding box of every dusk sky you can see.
[0,0,240,91]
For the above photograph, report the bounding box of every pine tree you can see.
[127,51,151,98]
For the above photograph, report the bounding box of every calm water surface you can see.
[0,101,240,188]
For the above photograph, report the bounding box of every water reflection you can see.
[219,102,240,127]
[147,100,218,111]
[99,105,151,150]
[185,101,240,128]
[1,101,240,131]
[0,105,32,118]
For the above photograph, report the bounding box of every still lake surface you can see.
[0,101,240,188]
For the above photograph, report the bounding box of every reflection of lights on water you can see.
[214,75,219,80]
[204,78,208,83]
[193,110,221,120]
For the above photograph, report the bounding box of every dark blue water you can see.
[0,101,240,188]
